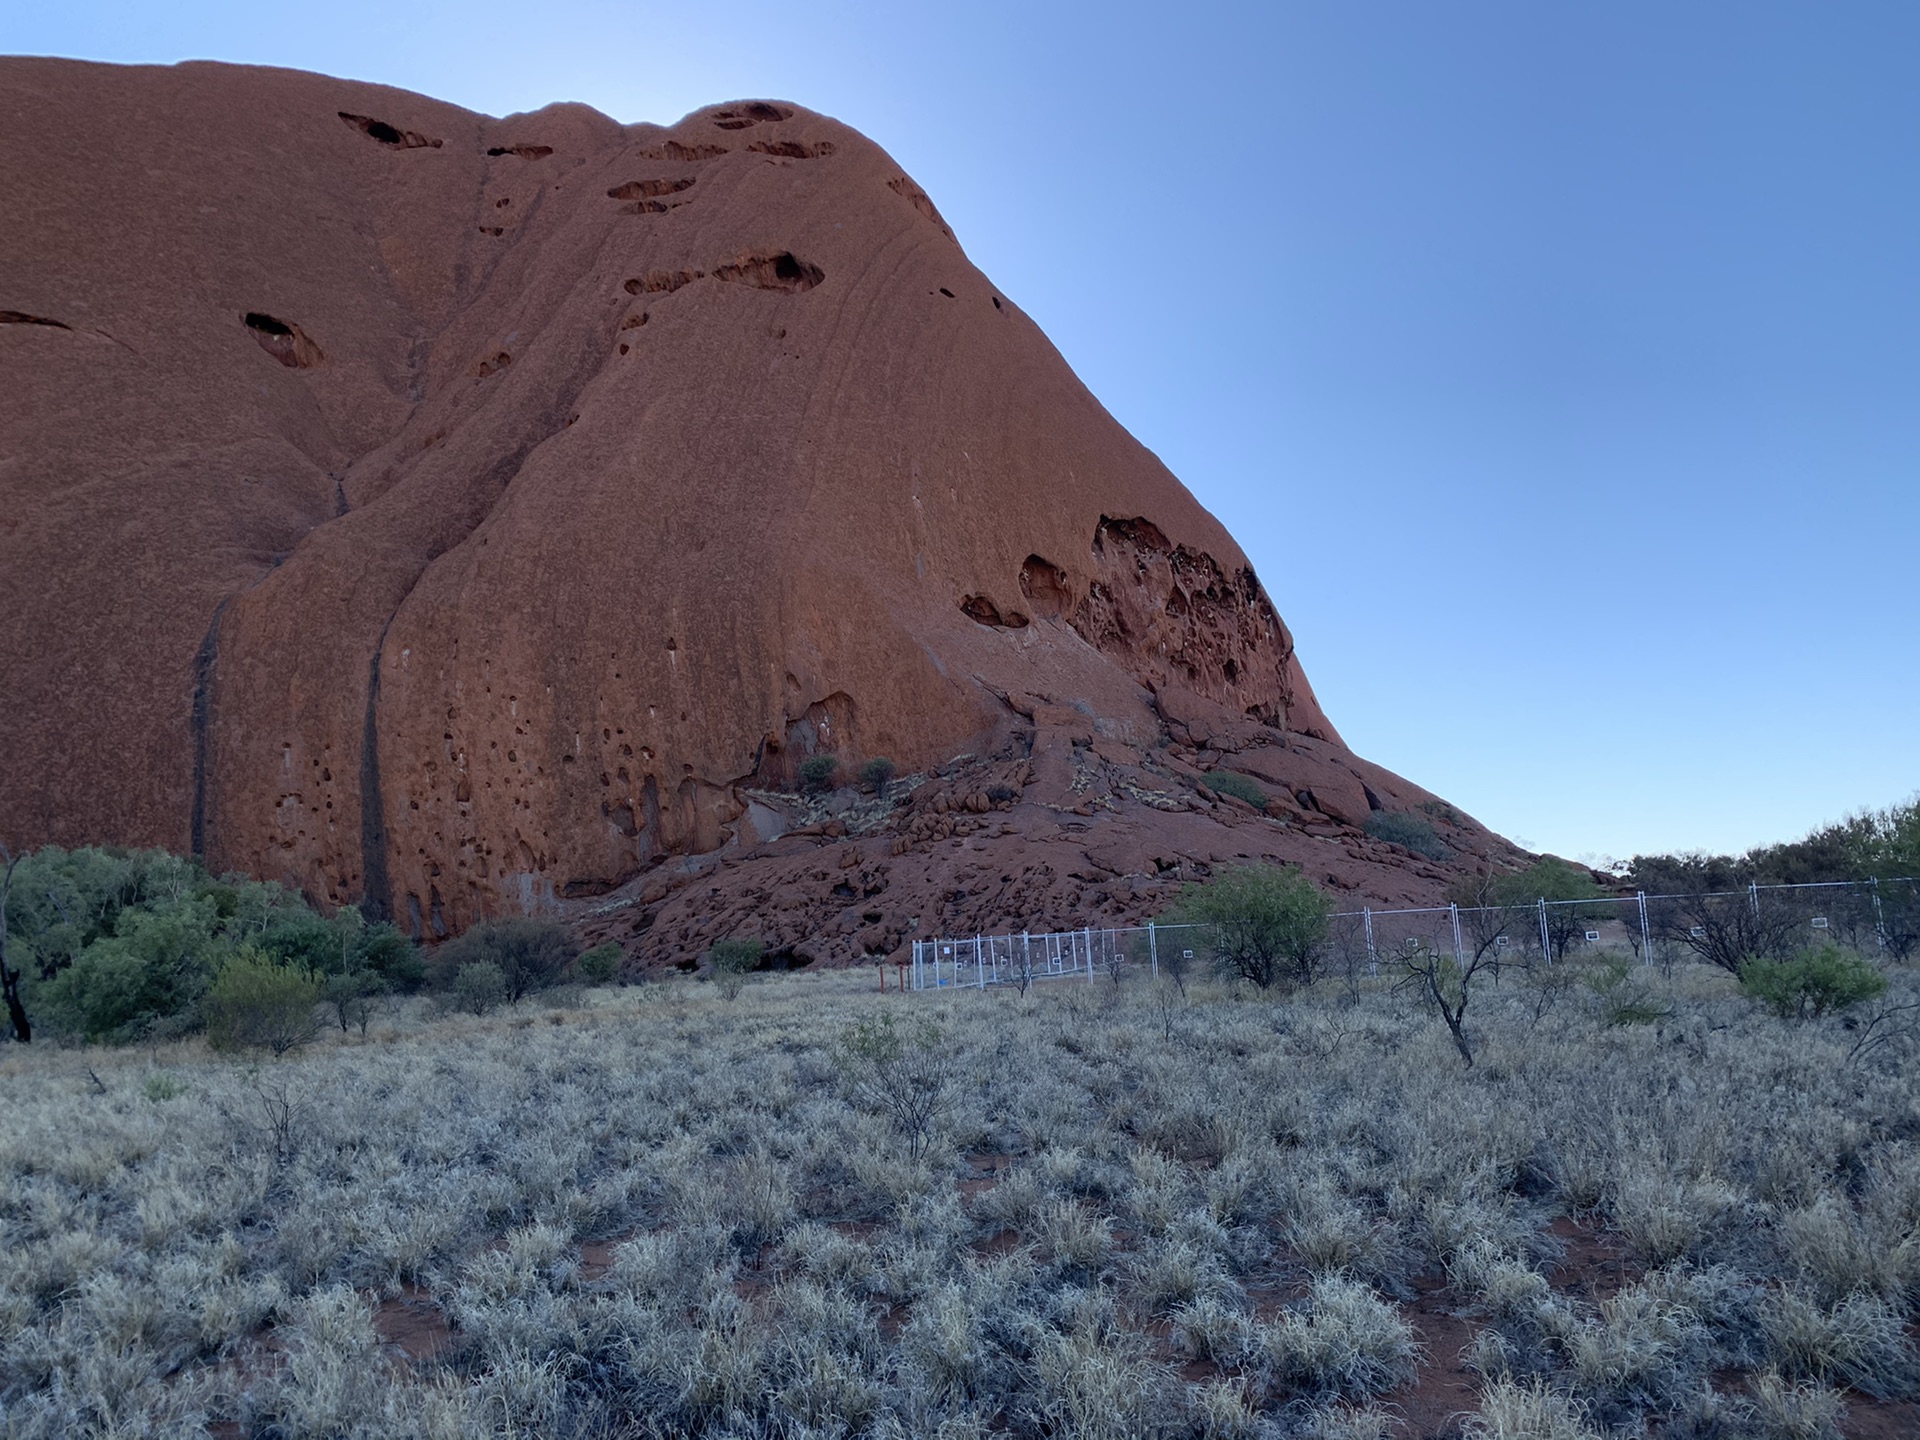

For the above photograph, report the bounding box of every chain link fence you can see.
[909,877,1920,991]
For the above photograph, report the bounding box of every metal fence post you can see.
[1364,907,1376,977]
[1749,880,1760,919]
[1149,921,1158,978]
[1450,902,1465,969]
[1637,890,1652,965]
[1538,898,1551,963]
[1083,927,1093,983]
[1870,877,1885,949]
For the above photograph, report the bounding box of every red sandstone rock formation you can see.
[0,59,1524,961]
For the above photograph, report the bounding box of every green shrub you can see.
[799,755,839,794]
[1581,959,1671,1027]
[1739,946,1887,1021]
[204,949,323,1055]
[1364,810,1450,861]
[34,900,227,1042]
[142,1072,187,1102]
[860,757,897,797]
[707,938,764,999]
[451,960,507,1015]
[1163,864,1332,991]
[432,918,573,1003]
[575,943,622,985]
[1205,770,1269,809]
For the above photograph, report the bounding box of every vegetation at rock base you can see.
[1161,863,1333,992]
[1363,809,1450,861]
[798,754,839,794]
[0,846,424,1045]
[1203,769,1270,811]
[860,756,898,798]
[707,936,766,1000]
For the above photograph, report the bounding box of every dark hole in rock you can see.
[747,139,838,159]
[486,143,553,159]
[607,176,696,201]
[1019,555,1071,618]
[960,595,1029,629]
[993,296,1003,310]
[0,310,71,329]
[636,140,729,162]
[712,102,793,130]
[469,350,512,378]
[710,252,824,292]
[338,111,443,149]
[243,312,323,369]
[833,882,857,899]
[939,288,955,298]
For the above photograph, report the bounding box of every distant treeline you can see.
[1619,795,1919,894]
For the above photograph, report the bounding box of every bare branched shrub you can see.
[840,1011,955,1160]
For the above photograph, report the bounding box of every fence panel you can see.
[907,879,1919,993]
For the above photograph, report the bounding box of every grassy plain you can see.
[2,953,1917,1439]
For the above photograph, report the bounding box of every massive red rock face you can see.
[1,60,1522,958]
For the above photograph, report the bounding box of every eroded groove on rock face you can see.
[888,175,956,241]
[1071,515,1300,729]
[710,252,824,292]
[0,310,71,329]
[487,143,552,159]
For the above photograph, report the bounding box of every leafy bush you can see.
[3,845,421,1044]
[860,757,897,797]
[204,949,323,1055]
[1740,946,1887,1021]
[1363,810,1450,861]
[432,918,573,1004]
[34,899,227,1042]
[451,961,507,1015]
[1204,770,1270,809]
[707,938,764,1000]
[799,755,839,794]
[1163,864,1332,991]
[575,943,622,985]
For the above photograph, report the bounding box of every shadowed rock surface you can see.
[0,59,1525,965]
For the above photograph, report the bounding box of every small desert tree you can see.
[840,1011,954,1160]
[204,949,323,1056]
[708,938,764,1000]
[1394,935,1498,1067]
[433,918,573,1004]
[0,845,29,1041]
[1164,864,1332,992]
[1494,857,1611,963]
[799,756,839,794]
[861,757,897,799]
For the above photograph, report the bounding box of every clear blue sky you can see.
[11,1,1918,862]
